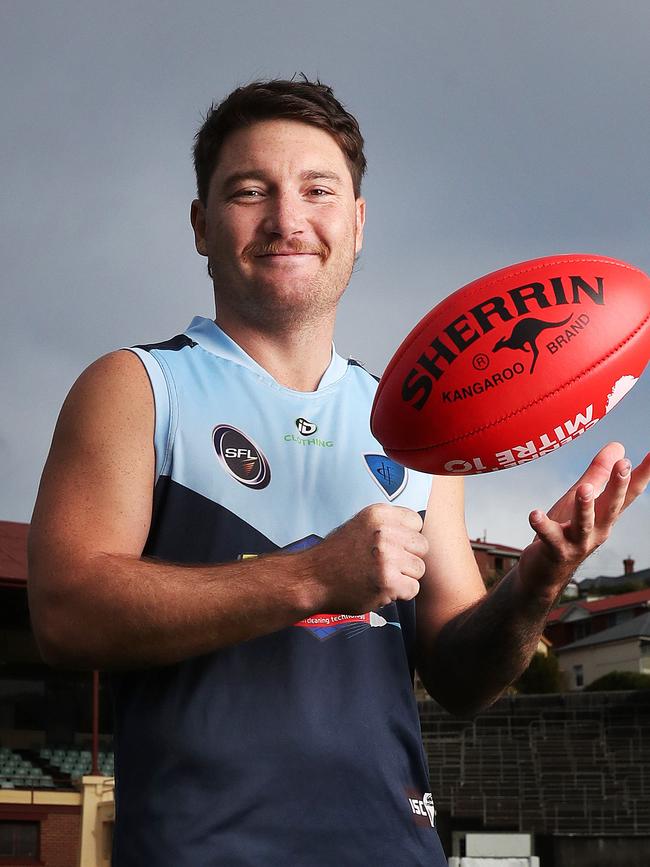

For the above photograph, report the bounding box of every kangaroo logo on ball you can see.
[492,316,572,374]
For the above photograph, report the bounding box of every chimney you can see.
[623,557,635,576]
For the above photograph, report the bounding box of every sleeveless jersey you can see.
[111,316,447,866]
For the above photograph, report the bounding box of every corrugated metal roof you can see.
[548,588,650,622]
[557,611,650,652]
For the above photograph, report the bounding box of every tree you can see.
[584,671,650,691]
[516,651,563,694]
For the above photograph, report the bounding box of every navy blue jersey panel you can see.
[144,476,279,563]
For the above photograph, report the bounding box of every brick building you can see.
[470,537,522,587]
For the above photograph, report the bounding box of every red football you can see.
[371,254,650,474]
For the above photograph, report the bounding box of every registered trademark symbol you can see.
[472,353,490,371]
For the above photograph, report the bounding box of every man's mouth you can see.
[255,252,320,265]
[258,252,318,258]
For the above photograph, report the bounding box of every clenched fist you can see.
[306,504,429,614]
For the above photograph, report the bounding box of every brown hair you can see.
[193,76,366,204]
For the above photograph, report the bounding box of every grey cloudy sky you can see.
[2,0,648,578]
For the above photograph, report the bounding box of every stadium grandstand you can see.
[419,691,650,866]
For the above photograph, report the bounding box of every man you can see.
[28,79,649,865]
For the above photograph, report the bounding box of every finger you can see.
[393,507,424,532]
[625,452,650,509]
[396,575,422,601]
[569,483,596,542]
[404,531,429,558]
[529,509,566,550]
[545,442,626,524]
[570,442,626,496]
[401,553,426,580]
[594,458,631,527]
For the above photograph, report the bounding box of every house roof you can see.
[0,521,29,587]
[547,588,650,623]
[556,611,650,652]
[470,540,523,556]
[579,567,650,588]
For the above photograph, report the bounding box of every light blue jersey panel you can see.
[112,318,447,867]
[128,316,431,546]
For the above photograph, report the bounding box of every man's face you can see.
[191,119,365,331]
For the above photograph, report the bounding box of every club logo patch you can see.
[295,417,318,436]
[213,425,271,490]
[407,790,436,828]
[364,454,408,501]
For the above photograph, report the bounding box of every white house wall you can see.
[558,639,649,689]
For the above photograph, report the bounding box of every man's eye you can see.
[234,189,263,198]
[309,188,330,197]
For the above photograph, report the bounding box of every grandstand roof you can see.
[0,521,28,588]
[548,588,650,622]
[557,611,650,652]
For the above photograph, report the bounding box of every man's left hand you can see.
[517,442,650,601]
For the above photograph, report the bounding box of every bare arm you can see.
[416,445,650,716]
[28,351,427,670]
[414,476,488,714]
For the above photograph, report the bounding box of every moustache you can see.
[242,240,329,259]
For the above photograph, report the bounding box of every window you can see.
[574,621,588,640]
[0,820,39,858]
[613,609,636,626]
[573,665,584,689]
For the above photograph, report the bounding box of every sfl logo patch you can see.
[213,425,271,490]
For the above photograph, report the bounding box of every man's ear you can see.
[190,199,208,256]
[355,197,366,256]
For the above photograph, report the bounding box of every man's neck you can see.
[215,314,337,392]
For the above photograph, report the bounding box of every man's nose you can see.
[262,191,304,236]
